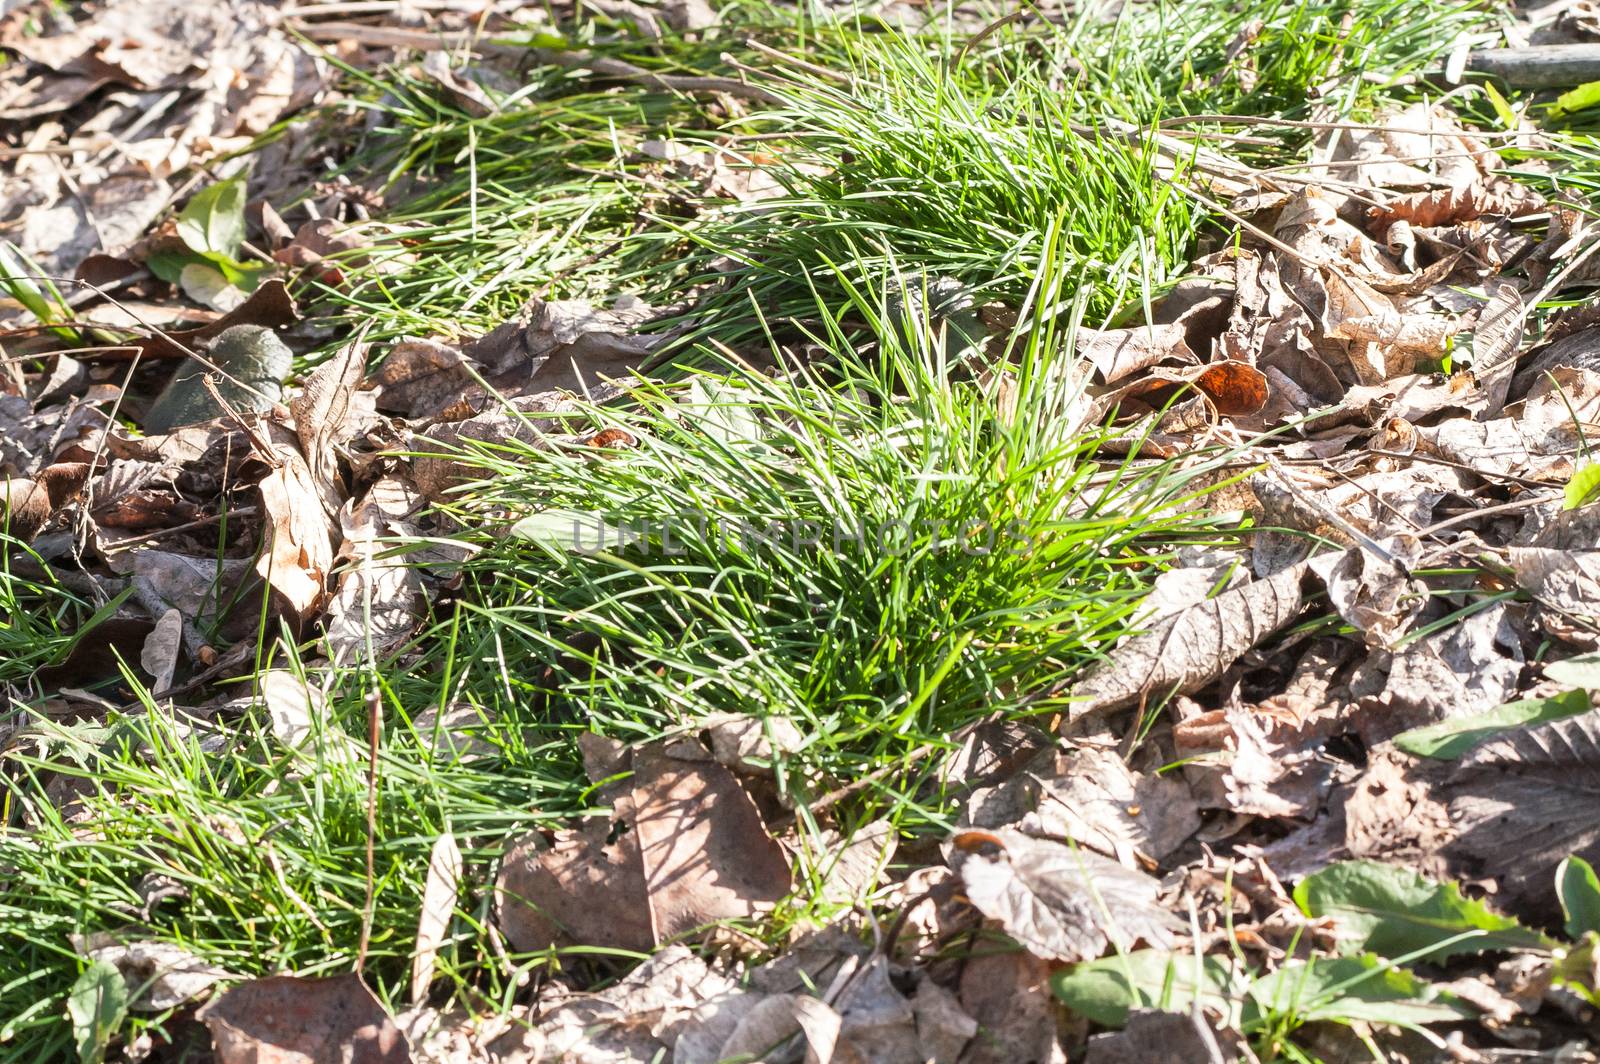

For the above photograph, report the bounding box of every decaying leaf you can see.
[538,945,740,1063]
[78,938,237,1012]
[497,737,791,951]
[197,973,409,1064]
[411,831,463,1006]
[950,829,1178,963]
[255,425,337,627]
[963,744,1200,865]
[1067,563,1310,722]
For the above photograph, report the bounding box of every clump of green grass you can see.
[434,243,1237,829]
[0,245,1236,1057]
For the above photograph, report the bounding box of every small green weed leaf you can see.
[179,263,252,312]
[1548,653,1600,689]
[1484,81,1518,129]
[1560,856,1600,939]
[1553,933,1600,1003]
[1245,955,1471,1027]
[1553,80,1600,118]
[67,960,127,1064]
[1050,950,1243,1027]
[1565,463,1600,510]
[1394,689,1591,759]
[176,177,247,261]
[1295,860,1552,961]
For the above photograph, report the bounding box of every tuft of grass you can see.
[0,244,1239,1056]
[431,240,1240,837]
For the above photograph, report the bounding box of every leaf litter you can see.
[10,0,1600,1061]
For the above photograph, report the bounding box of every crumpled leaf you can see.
[1083,1008,1240,1064]
[950,829,1178,963]
[255,425,337,627]
[197,973,409,1064]
[958,950,1068,1064]
[138,608,183,695]
[322,476,428,664]
[538,945,740,1064]
[81,939,237,1012]
[962,744,1200,864]
[1067,562,1309,721]
[496,738,791,951]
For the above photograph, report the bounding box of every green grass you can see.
[0,0,1526,1058]
[0,253,1239,1056]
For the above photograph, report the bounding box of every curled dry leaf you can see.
[1075,322,1197,385]
[949,828,1178,963]
[0,460,90,541]
[138,608,183,694]
[497,738,791,951]
[322,476,427,664]
[538,945,740,1063]
[411,830,462,1006]
[255,425,337,628]
[197,973,409,1064]
[1067,562,1310,722]
[963,745,1200,865]
[80,939,237,1012]
[290,334,367,512]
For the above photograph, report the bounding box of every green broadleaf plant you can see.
[66,960,126,1064]
[1294,860,1555,962]
[1393,689,1592,759]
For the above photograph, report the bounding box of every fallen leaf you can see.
[138,607,183,694]
[497,738,791,951]
[197,973,409,1064]
[291,334,367,512]
[256,426,337,627]
[950,829,1178,963]
[1447,713,1600,915]
[1067,562,1310,722]
[963,745,1200,865]
[538,945,740,1063]
[411,831,462,1006]
[323,476,428,664]
[1084,1008,1240,1064]
[81,939,237,1011]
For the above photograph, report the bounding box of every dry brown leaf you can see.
[323,476,428,664]
[138,607,183,694]
[291,335,367,512]
[1368,181,1543,230]
[537,945,739,1063]
[1085,1008,1238,1064]
[256,427,336,627]
[78,938,236,1012]
[949,828,1178,963]
[963,745,1200,865]
[1510,546,1600,649]
[1076,322,1197,385]
[497,738,791,951]
[1308,537,1426,648]
[1447,714,1600,915]
[1066,562,1310,722]
[957,951,1068,1064]
[197,972,409,1064]
[410,830,462,1007]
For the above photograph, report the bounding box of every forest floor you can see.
[5,0,1600,1061]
